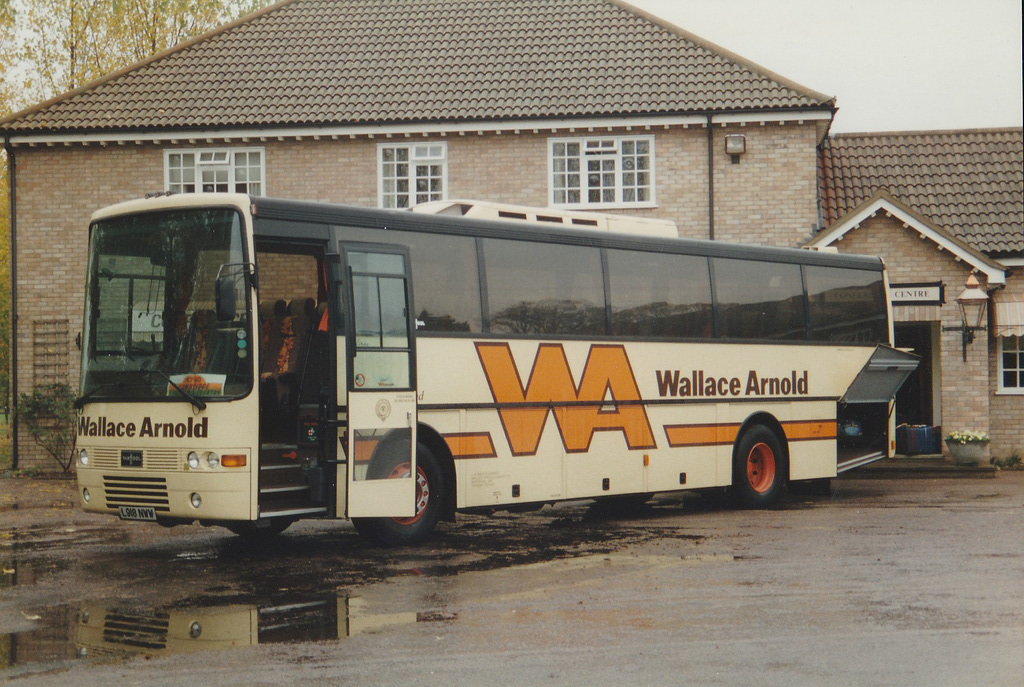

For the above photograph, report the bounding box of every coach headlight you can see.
[78,448,89,466]
[207,452,220,468]
[187,451,200,469]
[190,492,202,509]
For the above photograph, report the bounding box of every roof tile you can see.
[1,0,832,134]
[818,129,1024,255]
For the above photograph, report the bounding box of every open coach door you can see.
[837,345,919,472]
[337,244,418,521]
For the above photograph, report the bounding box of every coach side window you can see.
[402,232,482,333]
[332,227,482,333]
[607,250,712,339]
[713,258,806,340]
[805,266,888,343]
[483,239,605,336]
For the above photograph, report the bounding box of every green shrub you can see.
[991,452,1023,470]
[18,383,77,473]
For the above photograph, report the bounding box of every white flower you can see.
[945,430,990,444]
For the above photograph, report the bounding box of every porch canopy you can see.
[993,293,1024,337]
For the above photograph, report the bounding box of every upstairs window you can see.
[550,136,654,208]
[379,143,447,208]
[165,148,264,195]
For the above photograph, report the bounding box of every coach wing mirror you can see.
[215,277,237,321]
[214,263,256,321]
[214,263,240,322]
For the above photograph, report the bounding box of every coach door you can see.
[341,245,417,518]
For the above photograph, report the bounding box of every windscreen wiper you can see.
[73,382,126,409]
[136,369,208,411]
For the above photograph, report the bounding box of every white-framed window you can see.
[549,136,655,208]
[378,142,447,209]
[164,148,265,195]
[999,335,1024,393]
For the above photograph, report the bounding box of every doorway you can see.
[893,322,939,427]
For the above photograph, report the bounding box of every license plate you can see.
[119,506,157,521]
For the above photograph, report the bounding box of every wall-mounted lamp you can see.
[943,274,989,362]
[724,134,746,163]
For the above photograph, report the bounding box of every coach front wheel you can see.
[225,518,292,539]
[351,442,445,546]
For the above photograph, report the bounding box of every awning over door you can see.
[840,345,920,405]
[993,293,1024,337]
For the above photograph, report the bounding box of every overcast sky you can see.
[629,0,1023,133]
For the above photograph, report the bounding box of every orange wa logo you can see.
[475,343,656,456]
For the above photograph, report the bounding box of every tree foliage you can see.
[112,0,268,64]
[0,0,14,112]
[8,0,275,107]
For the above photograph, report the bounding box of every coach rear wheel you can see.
[352,442,444,546]
[732,424,787,508]
[790,477,835,497]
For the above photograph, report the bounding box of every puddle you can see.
[1,557,73,589]
[0,524,129,553]
[0,605,78,676]
[1,591,456,676]
[0,499,715,678]
[173,550,221,561]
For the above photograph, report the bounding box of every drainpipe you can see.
[3,137,17,470]
[814,137,828,238]
[706,114,715,241]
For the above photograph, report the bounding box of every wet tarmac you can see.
[1,485,714,677]
[2,474,1023,685]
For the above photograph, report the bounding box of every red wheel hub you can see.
[746,442,776,493]
[387,462,430,525]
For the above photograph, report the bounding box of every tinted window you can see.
[483,239,605,335]
[82,208,253,401]
[713,258,806,340]
[805,266,888,343]
[607,250,712,338]
[336,227,482,332]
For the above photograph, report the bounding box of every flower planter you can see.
[945,440,988,466]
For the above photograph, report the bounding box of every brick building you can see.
[1,0,1021,468]
[811,130,1023,460]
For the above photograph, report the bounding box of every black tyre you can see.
[732,424,787,508]
[225,518,292,539]
[351,441,445,546]
[790,477,835,498]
